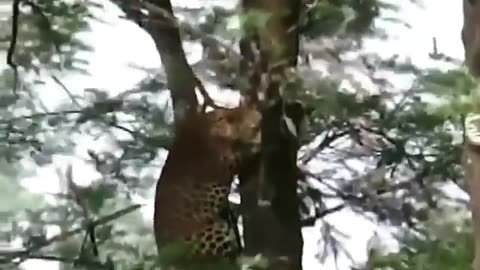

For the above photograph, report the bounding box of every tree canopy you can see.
[0,1,473,270]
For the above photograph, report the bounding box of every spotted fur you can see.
[153,104,261,263]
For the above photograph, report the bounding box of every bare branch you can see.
[300,130,350,164]
[51,75,82,108]
[301,204,345,227]
[193,76,228,112]
[7,0,20,93]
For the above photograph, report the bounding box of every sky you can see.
[0,0,469,269]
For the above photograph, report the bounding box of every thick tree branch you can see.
[143,0,199,125]
[142,2,234,114]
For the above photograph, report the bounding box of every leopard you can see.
[153,102,261,267]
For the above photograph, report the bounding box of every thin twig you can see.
[0,110,83,124]
[0,204,142,263]
[300,130,349,164]
[64,165,99,258]
[301,204,345,226]
[51,75,82,108]
[193,76,227,111]
[106,122,171,149]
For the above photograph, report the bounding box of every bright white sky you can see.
[1,0,469,269]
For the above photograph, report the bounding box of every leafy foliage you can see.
[0,0,472,269]
[302,0,381,37]
[368,217,473,270]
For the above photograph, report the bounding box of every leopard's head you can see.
[206,103,261,157]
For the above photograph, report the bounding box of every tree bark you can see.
[238,1,303,270]
[462,1,480,270]
[145,0,199,125]
[463,142,480,270]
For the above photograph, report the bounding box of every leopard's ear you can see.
[239,96,249,107]
[239,95,259,109]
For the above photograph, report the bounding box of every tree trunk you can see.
[463,142,480,270]
[238,1,303,270]
[462,1,480,270]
